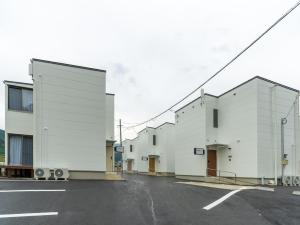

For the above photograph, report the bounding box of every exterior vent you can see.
[293,176,300,186]
[34,168,51,180]
[54,168,69,180]
[283,176,293,186]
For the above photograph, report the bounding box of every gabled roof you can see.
[175,76,299,113]
[31,58,106,73]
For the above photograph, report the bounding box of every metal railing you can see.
[206,168,237,184]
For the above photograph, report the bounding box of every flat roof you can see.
[31,58,106,73]
[175,76,299,113]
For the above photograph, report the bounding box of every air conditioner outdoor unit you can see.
[34,168,51,180]
[293,176,300,186]
[283,176,293,186]
[54,168,69,180]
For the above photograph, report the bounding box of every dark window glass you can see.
[153,135,156,146]
[8,87,33,112]
[8,87,22,110]
[9,135,33,166]
[130,145,133,152]
[213,109,218,128]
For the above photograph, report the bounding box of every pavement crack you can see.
[145,189,157,225]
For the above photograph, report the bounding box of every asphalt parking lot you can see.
[0,175,299,225]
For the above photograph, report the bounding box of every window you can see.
[130,145,133,152]
[8,86,33,112]
[9,134,33,166]
[153,135,156,146]
[213,109,218,128]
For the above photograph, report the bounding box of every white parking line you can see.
[0,189,65,193]
[0,212,58,218]
[203,188,244,210]
[293,191,300,196]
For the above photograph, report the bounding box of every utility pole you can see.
[119,119,123,147]
[117,119,123,173]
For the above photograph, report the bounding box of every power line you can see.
[126,0,300,129]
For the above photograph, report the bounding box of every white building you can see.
[122,138,138,173]
[4,58,115,179]
[124,122,175,175]
[174,76,300,184]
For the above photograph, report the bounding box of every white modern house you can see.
[124,122,175,175]
[122,138,138,173]
[3,58,115,179]
[174,76,300,184]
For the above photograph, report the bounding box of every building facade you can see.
[123,122,175,175]
[4,59,115,179]
[174,76,300,184]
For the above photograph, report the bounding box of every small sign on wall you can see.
[115,146,124,152]
[194,148,205,155]
[141,156,148,161]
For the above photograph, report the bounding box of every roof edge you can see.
[175,76,299,113]
[3,80,33,86]
[31,58,106,73]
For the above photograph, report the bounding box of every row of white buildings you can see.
[123,76,300,184]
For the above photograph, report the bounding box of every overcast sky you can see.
[0,0,299,139]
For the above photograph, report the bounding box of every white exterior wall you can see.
[155,123,175,173]
[32,60,106,171]
[174,77,300,179]
[4,82,34,165]
[216,80,258,178]
[136,128,156,172]
[122,139,138,171]
[105,94,114,141]
[175,97,207,176]
[257,79,300,178]
[175,80,259,178]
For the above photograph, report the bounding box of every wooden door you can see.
[127,160,132,171]
[149,158,155,172]
[207,150,217,176]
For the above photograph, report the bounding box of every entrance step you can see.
[104,172,124,181]
[148,172,157,176]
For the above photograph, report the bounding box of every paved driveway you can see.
[0,175,299,225]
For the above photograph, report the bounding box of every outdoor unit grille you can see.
[293,176,300,186]
[53,168,69,180]
[34,168,51,180]
[283,176,293,186]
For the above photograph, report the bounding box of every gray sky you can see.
[0,0,300,139]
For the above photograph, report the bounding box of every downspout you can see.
[281,118,287,184]
[271,85,278,185]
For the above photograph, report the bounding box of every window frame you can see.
[8,85,33,113]
[8,133,33,167]
[213,108,218,128]
[153,135,156,146]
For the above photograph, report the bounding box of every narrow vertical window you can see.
[130,145,133,152]
[213,109,218,128]
[153,135,156,146]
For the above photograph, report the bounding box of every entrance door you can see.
[149,158,155,172]
[207,150,217,176]
[127,160,132,171]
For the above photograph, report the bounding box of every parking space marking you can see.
[0,189,65,193]
[203,188,244,210]
[293,191,300,196]
[0,212,58,218]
